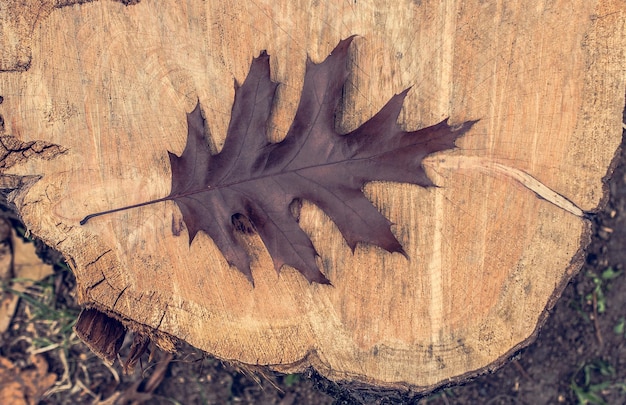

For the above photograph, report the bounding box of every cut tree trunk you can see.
[1,0,625,392]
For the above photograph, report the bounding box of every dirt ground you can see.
[1,112,625,404]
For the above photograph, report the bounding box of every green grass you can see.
[570,359,626,405]
[585,267,622,314]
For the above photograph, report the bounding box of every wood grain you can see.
[0,0,624,390]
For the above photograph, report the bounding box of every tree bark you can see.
[0,0,624,392]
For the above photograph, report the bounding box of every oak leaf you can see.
[83,37,475,284]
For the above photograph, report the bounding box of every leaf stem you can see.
[80,196,172,225]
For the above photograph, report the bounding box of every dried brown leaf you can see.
[0,355,57,405]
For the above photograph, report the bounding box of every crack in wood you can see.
[85,248,112,268]
[86,273,106,293]
[156,308,167,330]
[113,285,129,309]
[0,135,67,169]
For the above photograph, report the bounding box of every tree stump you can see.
[1,0,624,392]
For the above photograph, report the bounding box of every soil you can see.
[0,111,624,404]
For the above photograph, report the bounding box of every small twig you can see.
[486,394,521,404]
[44,348,73,396]
[102,357,121,384]
[30,343,60,355]
[142,353,173,394]
[440,391,451,405]
[591,290,604,346]
[512,359,533,381]
[73,378,98,399]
